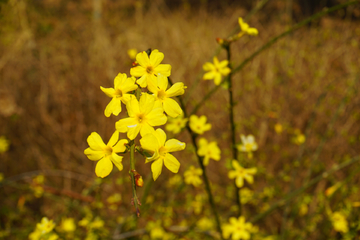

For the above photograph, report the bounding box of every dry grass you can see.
[1,0,360,238]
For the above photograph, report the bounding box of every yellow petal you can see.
[115,118,137,133]
[166,82,185,97]
[112,139,128,153]
[95,157,113,178]
[157,73,168,90]
[111,153,123,171]
[163,98,182,118]
[107,131,119,147]
[151,159,163,181]
[135,51,150,68]
[87,132,106,150]
[164,153,180,173]
[154,64,171,77]
[235,177,244,188]
[84,148,104,161]
[104,98,121,117]
[113,73,127,89]
[100,86,115,98]
[140,132,160,152]
[165,139,185,152]
[149,49,164,67]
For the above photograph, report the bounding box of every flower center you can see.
[159,146,167,158]
[157,89,167,100]
[104,145,113,156]
[114,89,123,98]
[146,66,154,74]
[137,113,146,123]
[245,143,253,152]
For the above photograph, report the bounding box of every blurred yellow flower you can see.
[59,218,76,232]
[228,160,257,188]
[238,17,259,36]
[140,128,185,181]
[0,136,10,153]
[184,166,203,187]
[197,138,221,166]
[237,134,258,159]
[189,115,211,135]
[127,48,137,60]
[130,49,171,88]
[196,217,214,231]
[240,188,254,204]
[100,73,138,117]
[116,93,167,140]
[325,183,341,197]
[222,216,254,240]
[274,123,283,134]
[166,114,188,134]
[203,57,231,85]
[147,73,186,118]
[330,211,348,233]
[84,131,128,178]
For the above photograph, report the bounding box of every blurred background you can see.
[1,0,360,239]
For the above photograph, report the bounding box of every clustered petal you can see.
[197,138,221,166]
[140,128,185,180]
[130,49,171,88]
[84,131,128,178]
[203,57,231,85]
[228,160,257,188]
[222,216,256,240]
[189,115,212,135]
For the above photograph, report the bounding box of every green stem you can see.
[129,140,141,217]
[224,44,242,216]
[190,0,359,115]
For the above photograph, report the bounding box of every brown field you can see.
[1,0,360,239]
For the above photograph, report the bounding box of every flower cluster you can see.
[84,49,186,181]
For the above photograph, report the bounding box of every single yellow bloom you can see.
[36,217,56,235]
[203,57,231,85]
[116,93,167,140]
[130,49,171,88]
[189,115,211,135]
[0,135,10,153]
[100,73,138,117]
[325,183,341,197]
[140,128,185,181]
[274,123,283,134]
[237,134,258,159]
[147,73,186,118]
[222,216,254,240]
[197,138,221,166]
[330,211,348,233]
[294,133,306,145]
[166,114,188,134]
[184,165,203,187]
[238,17,258,36]
[228,160,257,188]
[59,218,76,232]
[84,131,128,178]
[127,48,137,60]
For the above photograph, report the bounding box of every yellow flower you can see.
[37,217,56,235]
[127,48,137,60]
[228,160,257,188]
[196,217,214,231]
[84,131,128,178]
[222,216,254,240]
[240,188,254,204]
[237,134,258,159]
[238,17,258,36]
[203,57,231,85]
[59,218,76,232]
[130,49,171,88]
[274,123,283,134]
[0,135,10,153]
[116,93,167,140]
[147,73,186,118]
[100,73,138,117]
[325,183,341,197]
[293,133,306,145]
[166,114,188,134]
[189,115,211,135]
[330,211,348,233]
[197,138,221,166]
[184,166,203,187]
[140,128,185,181]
